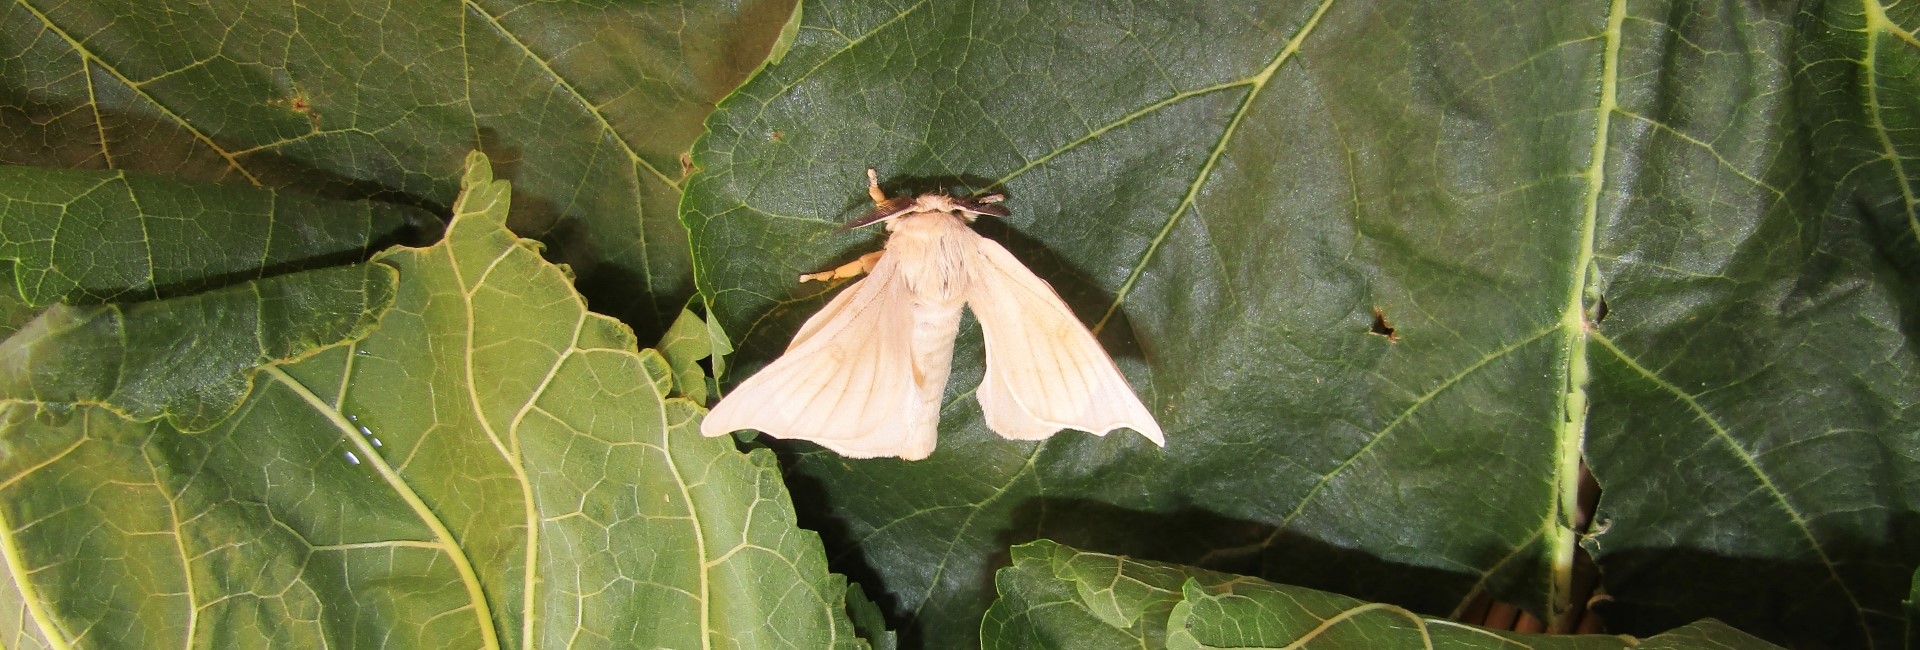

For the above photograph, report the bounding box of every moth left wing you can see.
[964,237,1165,446]
[701,254,939,459]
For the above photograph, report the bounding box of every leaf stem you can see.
[1550,0,1628,623]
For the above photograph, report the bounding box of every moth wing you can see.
[965,237,1165,446]
[700,255,936,459]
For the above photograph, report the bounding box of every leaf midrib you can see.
[1089,0,1341,335]
[1591,333,1873,645]
[1545,0,1629,621]
[265,366,502,649]
[0,406,82,650]
[15,0,262,185]
[1860,0,1920,246]
[462,0,680,192]
[449,230,545,650]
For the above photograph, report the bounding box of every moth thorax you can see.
[887,211,974,304]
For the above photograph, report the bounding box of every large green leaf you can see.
[0,263,395,430]
[0,0,796,335]
[0,163,426,429]
[684,0,1920,647]
[983,540,1780,649]
[0,152,864,648]
[1579,1,1920,647]
[0,165,429,308]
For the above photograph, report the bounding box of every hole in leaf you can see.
[1369,307,1399,341]
[269,92,321,126]
[1591,295,1609,325]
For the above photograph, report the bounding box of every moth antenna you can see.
[956,192,1011,218]
[841,168,913,230]
[842,197,915,231]
[866,168,887,205]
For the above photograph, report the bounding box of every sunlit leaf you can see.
[659,306,732,404]
[0,152,865,649]
[0,263,394,430]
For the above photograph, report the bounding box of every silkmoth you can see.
[700,170,1165,460]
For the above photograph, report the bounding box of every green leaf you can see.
[1579,1,1920,646]
[1632,621,1791,650]
[0,263,394,431]
[0,152,862,648]
[0,535,53,650]
[0,0,795,335]
[683,0,1920,647]
[846,581,898,650]
[659,308,715,403]
[657,305,734,404]
[982,540,1235,649]
[1908,568,1920,650]
[985,540,1781,650]
[707,305,736,381]
[0,165,429,307]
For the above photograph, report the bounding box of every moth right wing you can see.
[700,254,938,460]
[965,237,1165,446]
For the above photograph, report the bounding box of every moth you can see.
[700,170,1164,460]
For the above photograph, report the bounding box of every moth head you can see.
[841,191,1010,230]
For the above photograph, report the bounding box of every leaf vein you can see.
[263,367,502,649]
[1592,333,1873,643]
[1274,325,1556,531]
[991,81,1253,190]
[1861,0,1920,248]
[758,0,933,115]
[1616,110,1787,199]
[906,441,1044,624]
[1091,0,1340,334]
[14,0,261,185]
[461,0,679,191]
[1445,527,1546,619]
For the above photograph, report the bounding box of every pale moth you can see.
[700,170,1165,460]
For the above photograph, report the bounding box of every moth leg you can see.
[866,168,888,205]
[799,250,884,283]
